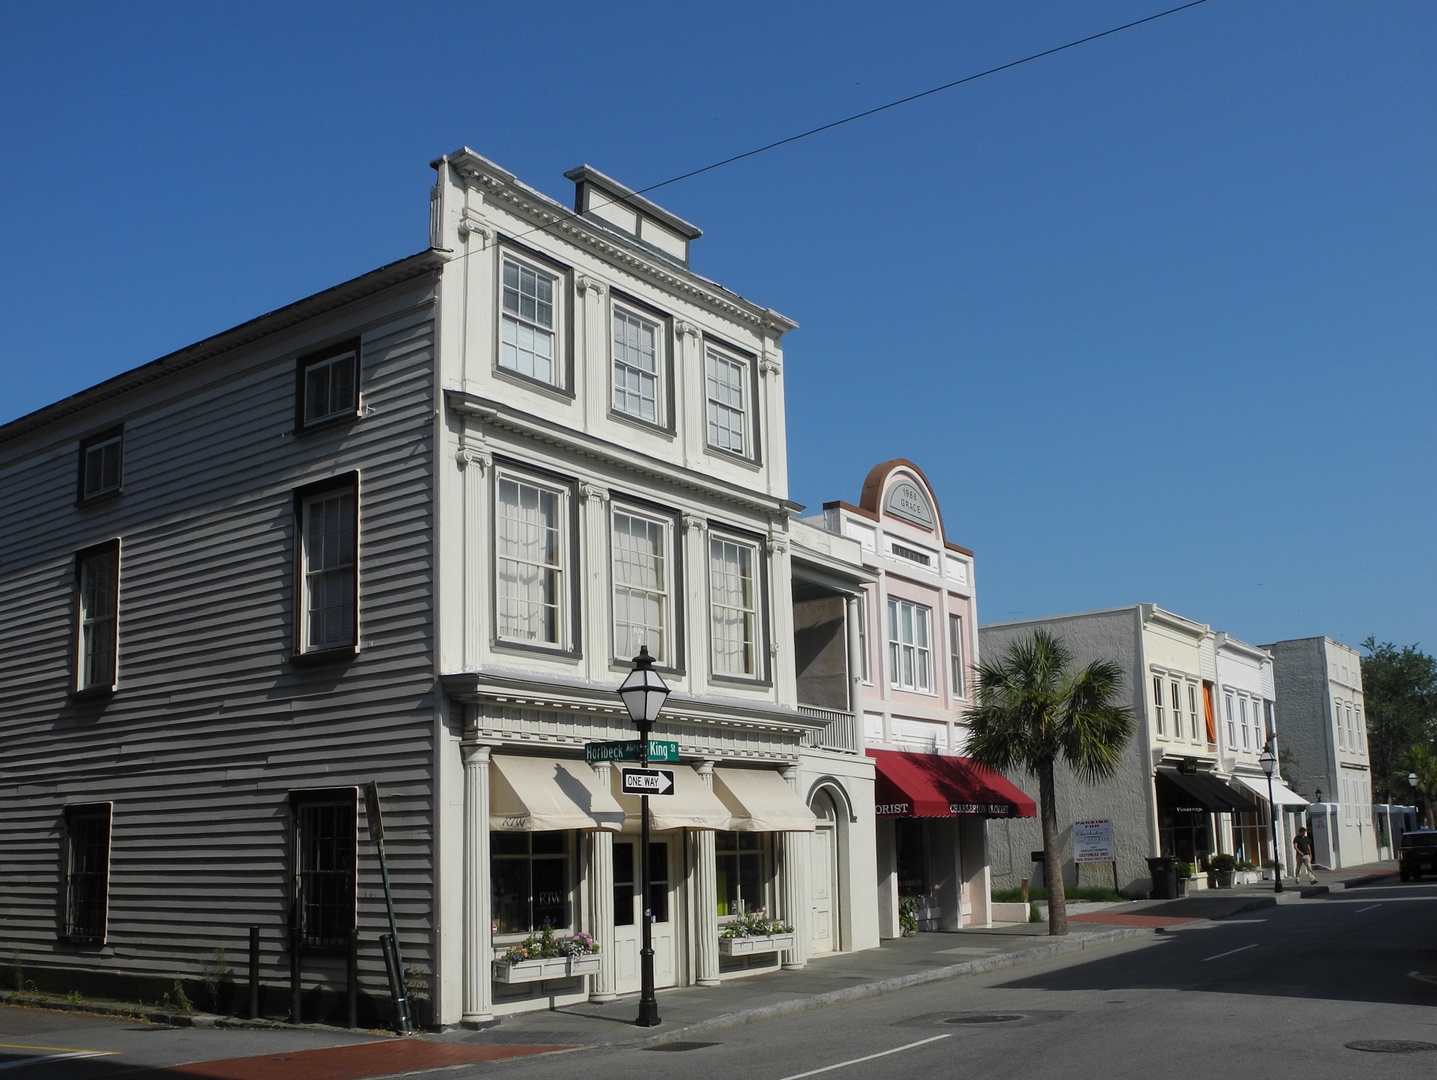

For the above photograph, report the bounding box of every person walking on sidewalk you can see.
[1293,827,1318,883]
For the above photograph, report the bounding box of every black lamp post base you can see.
[635,1004,661,1027]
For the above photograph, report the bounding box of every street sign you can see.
[585,739,679,765]
[364,782,386,843]
[621,767,675,796]
[1073,819,1116,864]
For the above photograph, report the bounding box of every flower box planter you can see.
[492,954,602,984]
[718,932,796,958]
[1207,870,1235,889]
[1234,870,1261,885]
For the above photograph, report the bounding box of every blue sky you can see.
[2,1,1433,652]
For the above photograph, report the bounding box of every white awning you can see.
[713,768,817,832]
[1232,772,1310,808]
[611,764,732,832]
[490,755,626,832]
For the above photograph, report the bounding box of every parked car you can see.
[1398,830,1437,881]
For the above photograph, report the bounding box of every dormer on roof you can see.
[564,164,702,266]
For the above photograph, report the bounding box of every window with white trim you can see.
[78,428,124,502]
[1188,684,1200,741]
[1335,698,1345,750]
[1224,693,1236,747]
[76,541,120,692]
[1154,674,1166,735]
[856,593,870,682]
[1355,705,1364,754]
[612,508,672,663]
[493,832,572,934]
[298,480,358,654]
[1239,697,1251,750]
[63,803,111,944]
[887,598,932,693]
[948,613,965,699]
[1346,703,1355,752]
[612,305,662,424]
[500,256,559,385]
[705,347,748,455]
[497,474,566,646]
[1169,680,1182,739]
[297,341,359,429]
[709,534,758,676]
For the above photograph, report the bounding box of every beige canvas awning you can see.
[490,755,626,832]
[713,768,817,832]
[610,763,732,832]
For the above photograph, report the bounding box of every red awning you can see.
[868,749,1036,819]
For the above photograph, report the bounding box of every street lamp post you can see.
[1259,742,1283,894]
[617,646,669,1028]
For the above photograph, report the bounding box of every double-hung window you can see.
[709,534,758,677]
[292,790,356,948]
[1224,693,1236,747]
[297,477,358,655]
[63,804,112,944]
[76,541,120,692]
[705,347,749,456]
[612,305,661,424]
[856,594,869,682]
[78,428,124,502]
[887,599,932,693]
[1188,684,1200,742]
[497,474,566,647]
[1239,697,1251,750]
[612,508,671,663]
[1154,674,1166,735]
[948,613,965,698]
[296,341,360,430]
[1334,699,1345,750]
[500,256,559,385]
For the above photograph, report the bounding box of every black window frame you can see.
[290,788,358,950]
[294,339,361,433]
[715,830,771,919]
[77,426,125,504]
[292,472,360,663]
[491,831,574,936]
[62,803,112,945]
[74,538,121,695]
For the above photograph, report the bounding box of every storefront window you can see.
[715,831,769,916]
[896,819,928,896]
[492,831,571,933]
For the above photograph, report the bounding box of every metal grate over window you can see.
[295,796,356,948]
[64,805,111,943]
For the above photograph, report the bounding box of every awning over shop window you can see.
[713,768,817,832]
[611,763,732,832]
[868,749,1037,819]
[1231,772,1310,808]
[1155,767,1260,814]
[490,755,626,832]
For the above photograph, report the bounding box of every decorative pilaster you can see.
[683,515,710,696]
[675,322,703,465]
[587,769,618,1001]
[461,742,493,1022]
[693,760,720,985]
[581,483,611,679]
[458,430,491,672]
[779,765,809,970]
[577,276,608,428]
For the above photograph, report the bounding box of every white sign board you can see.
[1072,819,1116,864]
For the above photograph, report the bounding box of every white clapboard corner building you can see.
[0,148,879,1027]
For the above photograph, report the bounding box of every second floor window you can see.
[299,482,358,653]
[612,307,661,424]
[705,348,748,455]
[709,535,758,676]
[497,476,565,646]
[1225,693,1236,746]
[887,599,932,693]
[76,541,120,691]
[612,509,670,662]
[78,428,123,502]
[1154,674,1166,735]
[948,613,965,698]
[500,257,558,385]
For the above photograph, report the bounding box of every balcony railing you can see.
[798,705,860,754]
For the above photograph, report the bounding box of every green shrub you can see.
[1028,902,1041,923]
[1208,853,1237,873]
[898,896,920,937]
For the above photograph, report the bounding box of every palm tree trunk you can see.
[1039,759,1067,936]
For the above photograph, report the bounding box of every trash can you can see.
[1146,856,1177,899]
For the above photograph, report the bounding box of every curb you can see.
[627,925,1157,1048]
[0,993,388,1035]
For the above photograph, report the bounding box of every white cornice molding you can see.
[445,389,787,517]
[444,150,797,338]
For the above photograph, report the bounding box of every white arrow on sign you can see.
[621,767,675,796]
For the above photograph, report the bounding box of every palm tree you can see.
[966,629,1135,936]
[1407,744,1437,829]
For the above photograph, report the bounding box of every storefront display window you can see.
[896,819,928,896]
[715,831,769,916]
[492,831,571,934]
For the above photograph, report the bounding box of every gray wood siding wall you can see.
[0,286,438,1012]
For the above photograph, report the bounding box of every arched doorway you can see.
[809,789,842,955]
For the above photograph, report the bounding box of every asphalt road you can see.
[4,881,1435,1079]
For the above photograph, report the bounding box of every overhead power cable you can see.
[504,0,1215,247]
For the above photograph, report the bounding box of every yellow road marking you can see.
[0,1043,118,1055]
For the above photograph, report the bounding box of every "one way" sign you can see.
[621,767,675,796]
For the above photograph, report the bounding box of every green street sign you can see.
[584,739,679,765]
